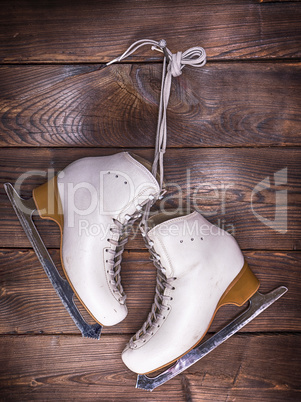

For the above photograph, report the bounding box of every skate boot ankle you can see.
[122,211,260,373]
[33,152,160,326]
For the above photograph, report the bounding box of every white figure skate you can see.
[122,212,287,390]
[5,152,160,338]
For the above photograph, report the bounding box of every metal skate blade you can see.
[136,286,288,391]
[4,183,102,340]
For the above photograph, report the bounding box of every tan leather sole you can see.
[140,260,260,375]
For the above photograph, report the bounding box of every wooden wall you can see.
[0,0,300,400]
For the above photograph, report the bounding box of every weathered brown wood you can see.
[0,1,299,401]
[0,63,300,147]
[4,203,299,251]
[0,0,300,63]
[0,249,298,335]
[186,333,301,401]
[0,334,184,400]
[260,0,300,2]
[0,334,299,400]
[1,147,300,250]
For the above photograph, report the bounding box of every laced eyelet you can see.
[135,236,175,343]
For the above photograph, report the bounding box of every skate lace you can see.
[106,39,206,233]
[129,239,176,347]
[106,196,156,304]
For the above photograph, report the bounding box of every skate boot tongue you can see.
[146,212,194,278]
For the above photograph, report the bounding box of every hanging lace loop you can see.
[151,45,206,188]
[146,42,206,233]
[106,39,206,233]
[106,39,167,66]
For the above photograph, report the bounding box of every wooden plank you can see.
[0,63,300,147]
[0,334,184,400]
[0,249,298,335]
[0,334,299,400]
[260,0,301,3]
[0,1,300,63]
[186,333,301,401]
[4,201,299,251]
[1,147,300,250]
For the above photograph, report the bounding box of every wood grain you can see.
[0,0,300,63]
[0,249,298,335]
[0,334,299,400]
[2,202,300,251]
[0,63,300,147]
[260,0,301,2]
[1,0,300,400]
[1,147,300,250]
[186,333,301,401]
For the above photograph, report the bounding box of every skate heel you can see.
[218,262,260,307]
[33,176,63,230]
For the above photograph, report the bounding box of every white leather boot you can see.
[122,211,260,373]
[32,152,160,326]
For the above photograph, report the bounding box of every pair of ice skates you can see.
[5,39,287,391]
